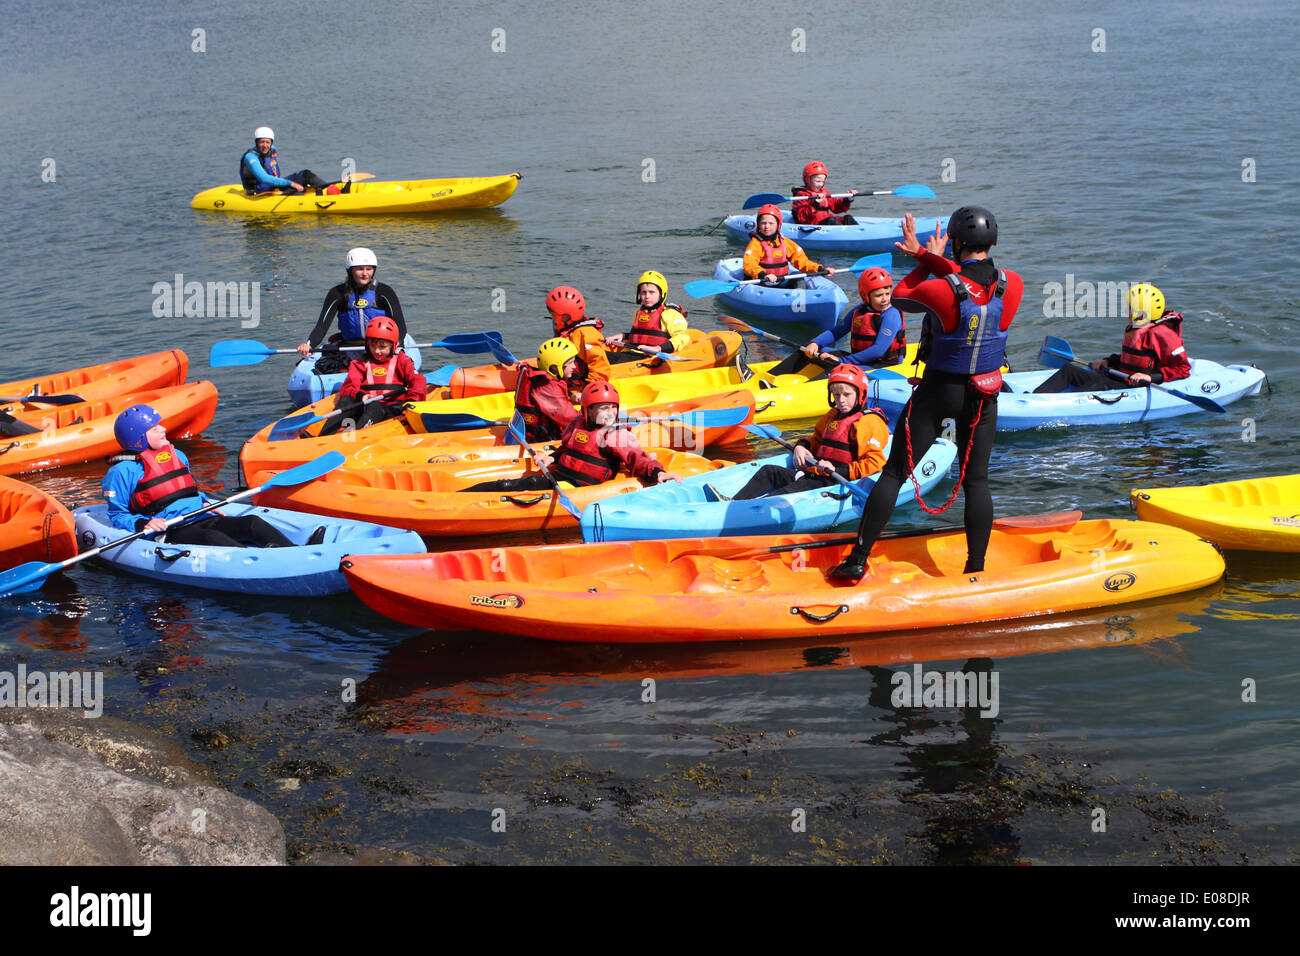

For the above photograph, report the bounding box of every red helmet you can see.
[546,286,586,329]
[364,315,400,345]
[827,363,868,408]
[754,204,783,234]
[579,380,620,421]
[802,161,828,186]
[857,267,893,299]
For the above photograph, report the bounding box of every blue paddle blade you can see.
[0,563,54,597]
[1038,335,1076,369]
[485,340,517,365]
[209,340,273,366]
[506,411,526,447]
[261,451,346,489]
[426,366,458,388]
[892,184,937,198]
[1044,335,1075,360]
[683,279,736,298]
[866,368,908,381]
[743,423,783,440]
[741,193,788,210]
[419,412,497,431]
[429,332,509,356]
[848,253,893,272]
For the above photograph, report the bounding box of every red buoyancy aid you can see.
[130,445,200,515]
[849,306,907,363]
[791,187,845,224]
[1117,313,1186,374]
[361,356,405,403]
[626,303,680,349]
[811,408,888,470]
[754,236,791,277]
[552,423,622,487]
[514,369,570,442]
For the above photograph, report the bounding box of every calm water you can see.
[2,0,1297,863]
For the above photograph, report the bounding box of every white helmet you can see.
[345,247,378,270]
[253,126,275,142]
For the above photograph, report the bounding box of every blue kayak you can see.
[723,211,945,254]
[287,334,423,407]
[73,503,426,596]
[581,438,958,542]
[712,258,847,330]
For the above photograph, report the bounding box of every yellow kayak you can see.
[190,174,520,214]
[406,344,923,432]
[1131,474,1300,552]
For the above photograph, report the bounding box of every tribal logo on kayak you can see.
[1271,515,1300,527]
[1201,380,1221,394]
[1103,572,1136,592]
[151,273,261,329]
[470,593,524,609]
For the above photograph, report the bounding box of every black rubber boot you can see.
[828,547,869,581]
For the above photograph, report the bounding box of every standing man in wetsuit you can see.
[830,207,1023,580]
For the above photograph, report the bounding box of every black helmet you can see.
[947,206,998,247]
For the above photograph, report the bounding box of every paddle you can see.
[267,395,386,441]
[503,418,581,520]
[1038,336,1226,413]
[0,393,86,406]
[741,184,937,209]
[416,404,754,433]
[743,424,870,504]
[0,452,347,598]
[209,331,508,367]
[717,316,911,380]
[611,344,693,362]
[684,253,892,299]
[764,510,1085,554]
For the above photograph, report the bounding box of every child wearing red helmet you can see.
[463,381,681,492]
[546,285,611,382]
[791,161,858,226]
[766,268,906,376]
[742,205,833,288]
[318,314,427,435]
[715,365,888,501]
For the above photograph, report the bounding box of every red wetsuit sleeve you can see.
[534,378,580,431]
[395,353,427,402]
[1152,323,1191,383]
[603,427,665,481]
[339,358,367,399]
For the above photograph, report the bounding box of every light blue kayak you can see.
[73,503,426,596]
[580,438,958,542]
[723,211,945,254]
[712,258,847,330]
[286,334,423,407]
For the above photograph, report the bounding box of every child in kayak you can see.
[1033,284,1189,392]
[464,381,681,492]
[742,204,834,289]
[298,247,409,374]
[514,337,582,442]
[709,365,887,501]
[605,270,692,363]
[771,268,907,376]
[791,161,857,226]
[104,405,296,546]
[318,316,427,435]
[547,285,611,382]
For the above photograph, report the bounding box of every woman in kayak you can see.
[605,270,692,363]
[771,268,907,376]
[513,338,583,442]
[105,405,296,547]
[318,316,426,436]
[709,365,887,501]
[791,161,858,226]
[463,381,681,492]
[742,204,835,289]
[1032,284,1189,392]
[547,285,611,382]
[297,247,409,374]
[240,126,334,195]
[830,206,1023,581]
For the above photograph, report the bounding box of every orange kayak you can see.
[238,389,755,485]
[0,350,189,412]
[340,514,1226,642]
[446,330,743,397]
[250,449,726,536]
[0,476,77,571]
[0,382,219,476]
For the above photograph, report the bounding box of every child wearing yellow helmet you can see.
[1033,283,1190,393]
[513,337,583,442]
[605,271,692,363]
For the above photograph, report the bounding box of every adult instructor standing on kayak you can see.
[830,207,1023,581]
[240,126,333,195]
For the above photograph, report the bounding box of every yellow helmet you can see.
[636,270,668,301]
[536,337,579,378]
[1127,283,1166,326]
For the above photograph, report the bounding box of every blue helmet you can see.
[114,404,162,452]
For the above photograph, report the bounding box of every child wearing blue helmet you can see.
[105,405,296,547]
